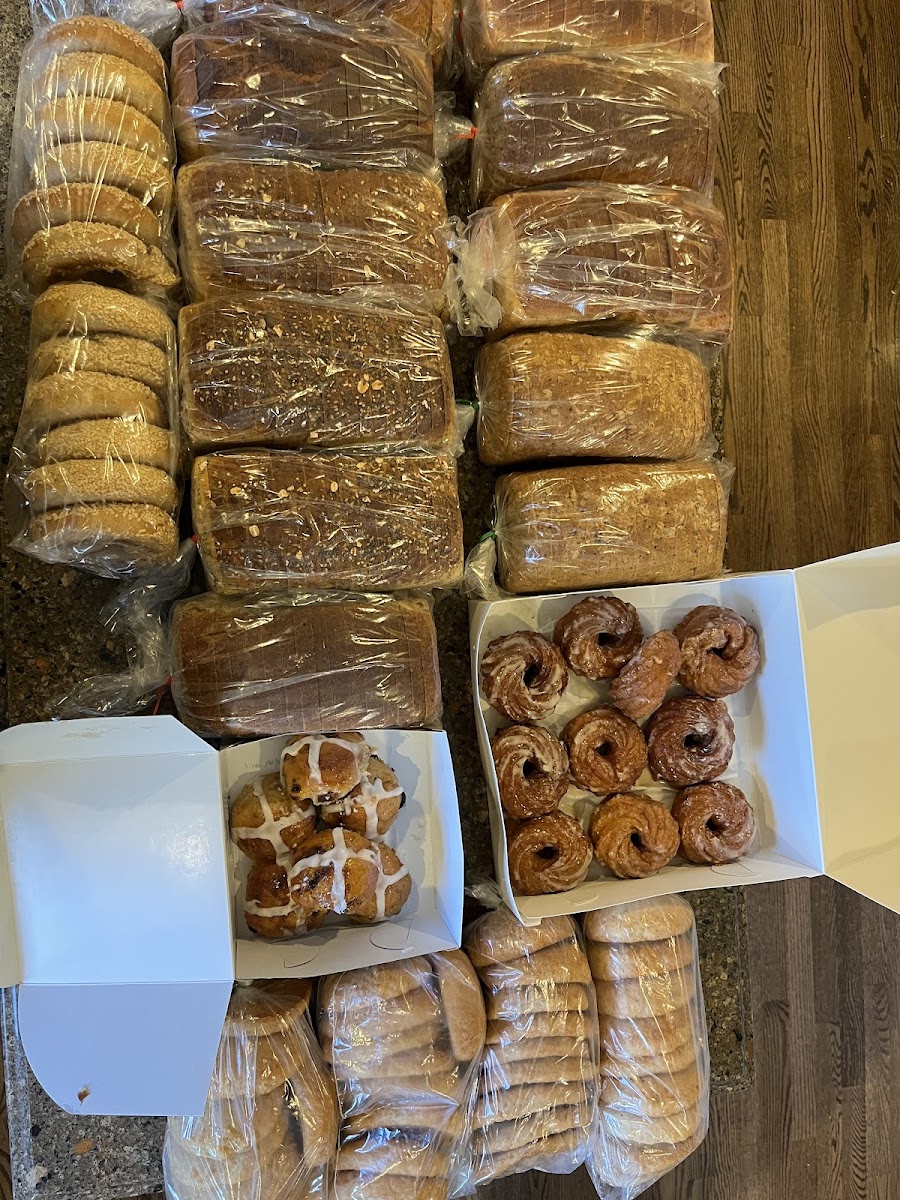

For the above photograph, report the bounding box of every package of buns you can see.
[460,911,599,1186]
[193,449,464,595]
[170,7,439,169]
[318,952,487,1200]
[181,0,455,71]
[461,0,714,77]
[6,15,179,303]
[177,159,450,313]
[493,461,729,594]
[477,331,712,466]
[170,591,443,736]
[28,0,183,48]
[583,897,710,1197]
[472,55,720,202]
[451,185,732,338]
[179,292,459,455]
[163,979,340,1200]
[5,281,182,577]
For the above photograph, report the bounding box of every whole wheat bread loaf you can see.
[495,461,727,594]
[193,449,464,594]
[477,332,710,465]
[170,591,442,736]
[180,293,456,452]
[473,55,718,201]
[177,159,450,311]
[485,185,732,338]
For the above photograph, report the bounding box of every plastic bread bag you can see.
[179,291,466,456]
[5,282,183,579]
[164,979,340,1200]
[181,0,456,73]
[192,449,465,596]
[28,0,182,48]
[471,55,722,203]
[318,952,487,1200]
[176,158,451,315]
[447,184,733,339]
[458,911,600,1188]
[460,0,714,79]
[169,589,443,737]
[581,897,710,1197]
[5,18,179,305]
[476,328,718,467]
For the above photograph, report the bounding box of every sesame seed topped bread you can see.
[23,373,167,432]
[21,221,178,298]
[38,51,168,128]
[37,16,167,91]
[24,459,177,512]
[31,283,174,350]
[31,333,170,398]
[32,142,173,215]
[26,503,178,574]
[37,419,177,473]
[30,96,171,166]
[11,183,163,252]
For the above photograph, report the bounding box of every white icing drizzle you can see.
[373,860,410,922]
[288,827,381,914]
[280,734,367,791]
[231,776,313,863]
[245,898,295,918]
[320,772,404,841]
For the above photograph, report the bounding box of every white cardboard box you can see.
[0,719,462,1116]
[471,543,900,925]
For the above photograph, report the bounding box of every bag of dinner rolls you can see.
[583,896,710,1197]
[163,979,340,1200]
[459,911,599,1187]
[319,952,486,1200]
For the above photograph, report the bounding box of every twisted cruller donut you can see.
[646,697,735,788]
[609,631,682,723]
[491,724,569,819]
[553,595,644,680]
[675,605,760,698]
[563,705,648,796]
[507,811,593,895]
[672,782,757,864]
[480,630,568,722]
[588,793,680,879]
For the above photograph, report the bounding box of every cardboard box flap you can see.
[795,543,900,909]
[0,812,21,988]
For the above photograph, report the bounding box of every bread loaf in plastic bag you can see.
[318,952,487,1200]
[583,897,710,1197]
[163,980,339,1200]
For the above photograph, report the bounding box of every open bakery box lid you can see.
[470,541,900,924]
[0,718,463,1116]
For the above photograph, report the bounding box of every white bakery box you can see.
[471,542,900,925]
[0,719,463,1116]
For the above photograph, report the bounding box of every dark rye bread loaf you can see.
[179,294,456,452]
[177,159,450,310]
[473,55,718,201]
[464,0,714,74]
[193,449,464,594]
[170,591,442,736]
[170,11,435,164]
[487,185,732,338]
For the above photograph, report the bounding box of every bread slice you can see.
[31,283,173,349]
[21,221,178,297]
[12,183,162,251]
[38,51,168,127]
[31,96,171,165]
[38,16,167,90]
[24,373,166,432]
[25,502,178,572]
[32,142,173,215]
[31,333,170,397]
[24,459,177,511]
[37,419,177,472]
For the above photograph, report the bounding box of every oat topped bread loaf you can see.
[193,450,464,594]
[473,55,719,201]
[462,0,714,75]
[477,332,710,465]
[170,591,443,736]
[177,159,450,311]
[170,9,436,165]
[179,293,456,453]
[477,185,732,338]
[494,461,728,594]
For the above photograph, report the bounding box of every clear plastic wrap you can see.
[5,17,179,304]
[318,951,486,1200]
[492,460,730,595]
[170,7,452,169]
[5,282,183,578]
[476,330,713,466]
[181,0,456,72]
[164,979,340,1200]
[192,449,464,595]
[460,911,599,1187]
[450,185,733,338]
[176,158,451,314]
[170,590,443,737]
[582,897,709,1197]
[472,55,720,202]
[461,0,714,78]
[28,0,182,48]
[179,292,460,455]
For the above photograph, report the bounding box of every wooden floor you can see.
[2,0,900,1198]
